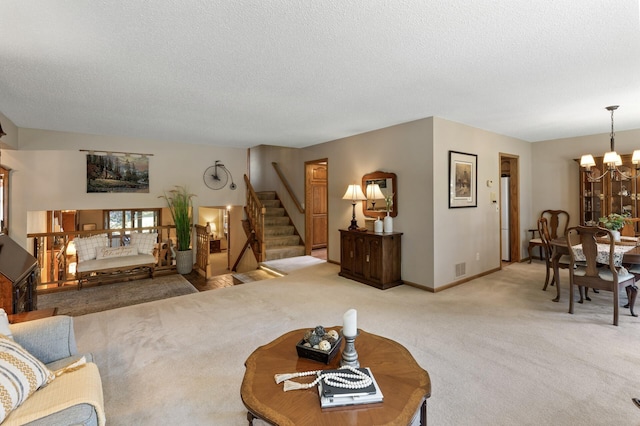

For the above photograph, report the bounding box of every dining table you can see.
[549,237,639,314]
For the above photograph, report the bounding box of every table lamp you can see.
[343,184,367,230]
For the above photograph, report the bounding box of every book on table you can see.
[317,367,384,408]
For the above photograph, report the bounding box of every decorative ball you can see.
[318,340,331,351]
[303,330,313,342]
[326,330,339,340]
[313,344,320,349]
[314,325,326,337]
[303,342,311,347]
[307,334,321,346]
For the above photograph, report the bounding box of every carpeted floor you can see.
[72,261,640,425]
[38,274,198,316]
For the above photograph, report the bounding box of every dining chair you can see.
[538,217,571,291]
[528,210,570,263]
[566,225,637,326]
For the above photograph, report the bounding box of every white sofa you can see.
[4,316,105,425]
[74,232,158,287]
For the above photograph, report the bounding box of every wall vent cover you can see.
[455,262,466,278]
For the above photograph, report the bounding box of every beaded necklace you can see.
[274,365,373,392]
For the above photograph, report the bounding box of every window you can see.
[103,209,160,245]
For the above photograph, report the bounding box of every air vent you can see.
[455,262,466,278]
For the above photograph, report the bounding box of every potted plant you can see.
[159,186,196,274]
[599,213,629,241]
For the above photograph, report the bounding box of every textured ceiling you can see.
[1,1,640,148]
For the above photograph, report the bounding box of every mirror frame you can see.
[362,171,397,219]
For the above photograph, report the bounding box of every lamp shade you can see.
[632,150,640,164]
[342,184,367,201]
[366,184,385,201]
[603,151,619,165]
[580,155,596,168]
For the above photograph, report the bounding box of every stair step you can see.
[265,226,295,236]
[265,245,306,261]
[266,235,301,248]
[232,269,279,284]
[265,207,285,217]
[257,191,277,200]
[261,199,281,208]
[264,216,290,226]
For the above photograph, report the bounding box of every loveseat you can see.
[3,316,105,425]
[75,232,159,287]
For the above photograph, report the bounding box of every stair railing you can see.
[271,162,304,214]
[244,174,266,262]
[194,224,210,278]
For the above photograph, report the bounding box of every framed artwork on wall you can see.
[449,151,477,208]
[86,153,149,193]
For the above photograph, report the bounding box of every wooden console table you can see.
[241,327,430,425]
[339,229,402,289]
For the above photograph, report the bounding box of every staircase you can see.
[258,191,306,261]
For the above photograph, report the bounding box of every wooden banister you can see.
[271,162,304,214]
[244,174,266,262]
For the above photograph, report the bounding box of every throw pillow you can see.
[96,246,139,259]
[0,335,55,422]
[0,309,12,340]
[130,232,158,255]
[74,234,108,262]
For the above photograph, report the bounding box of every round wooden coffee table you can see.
[241,327,431,425]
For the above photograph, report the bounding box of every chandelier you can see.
[580,105,640,181]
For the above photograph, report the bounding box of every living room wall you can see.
[250,117,534,290]
[3,126,247,250]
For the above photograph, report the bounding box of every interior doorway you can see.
[499,154,520,266]
[198,206,231,277]
[305,159,328,260]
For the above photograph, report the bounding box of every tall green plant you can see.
[159,186,195,251]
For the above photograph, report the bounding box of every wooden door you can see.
[305,161,328,252]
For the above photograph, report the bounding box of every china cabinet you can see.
[578,153,639,234]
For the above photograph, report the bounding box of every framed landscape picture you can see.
[86,153,149,193]
[448,151,477,208]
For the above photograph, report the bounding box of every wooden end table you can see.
[241,327,431,425]
[8,308,58,324]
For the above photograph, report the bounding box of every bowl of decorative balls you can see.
[296,325,343,364]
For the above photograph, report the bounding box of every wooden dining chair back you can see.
[539,217,571,291]
[566,225,636,326]
[528,209,570,263]
[542,210,570,240]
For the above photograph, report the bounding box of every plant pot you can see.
[611,230,621,242]
[175,249,193,274]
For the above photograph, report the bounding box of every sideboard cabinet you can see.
[339,229,402,290]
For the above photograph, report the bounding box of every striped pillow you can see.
[0,335,55,422]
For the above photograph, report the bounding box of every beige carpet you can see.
[72,261,640,425]
[38,274,198,316]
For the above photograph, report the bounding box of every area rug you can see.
[37,274,198,316]
[260,255,325,274]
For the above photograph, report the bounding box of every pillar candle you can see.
[343,308,357,336]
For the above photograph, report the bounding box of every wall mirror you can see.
[362,171,397,218]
